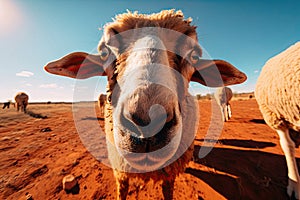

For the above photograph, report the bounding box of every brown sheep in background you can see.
[44,10,247,200]
[98,93,107,119]
[14,92,29,113]
[2,101,11,109]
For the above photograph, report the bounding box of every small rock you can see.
[40,127,52,132]
[12,160,18,166]
[26,193,33,200]
[62,174,78,191]
[1,136,10,141]
[72,159,79,167]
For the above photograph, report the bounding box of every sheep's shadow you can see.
[81,116,104,121]
[195,139,276,149]
[228,118,266,124]
[65,183,80,195]
[187,145,293,199]
[249,118,266,124]
[26,110,47,119]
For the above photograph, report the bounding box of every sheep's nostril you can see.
[131,113,150,127]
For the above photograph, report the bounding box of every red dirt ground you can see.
[0,99,298,199]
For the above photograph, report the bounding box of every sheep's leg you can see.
[217,104,225,122]
[222,104,228,122]
[277,128,300,199]
[227,104,232,119]
[17,103,20,112]
[224,105,229,121]
[101,107,104,118]
[162,179,175,200]
[116,177,129,200]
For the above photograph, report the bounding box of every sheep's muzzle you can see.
[113,84,182,171]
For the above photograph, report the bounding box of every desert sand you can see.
[0,99,297,200]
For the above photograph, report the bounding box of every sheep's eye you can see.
[190,50,201,65]
[99,46,110,61]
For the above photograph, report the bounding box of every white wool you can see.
[255,42,300,130]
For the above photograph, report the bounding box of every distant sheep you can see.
[44,10,247,199]
[214,87,233,122]
[98,94,107,119]
[255,42,300,199]
[14,92,29,113]
[2,101,11,109]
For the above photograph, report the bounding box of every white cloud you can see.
[16,70,34,77]
[25,83,32,87]
[39,83,58,89]
[254,70,259,73]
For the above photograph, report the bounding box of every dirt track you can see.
[0,99,297,199]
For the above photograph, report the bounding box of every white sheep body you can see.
[255,41,300,198]
[214,87,233,121]
[256,42,300,131]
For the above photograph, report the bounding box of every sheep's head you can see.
[44,10,246,172]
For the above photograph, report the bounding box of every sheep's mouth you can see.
[114,110,182,171]
[117,110,178,153]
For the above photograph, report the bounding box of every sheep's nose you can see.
[125,103,175,138]
[120,84,178,139]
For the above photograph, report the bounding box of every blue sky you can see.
[0,0,299,102]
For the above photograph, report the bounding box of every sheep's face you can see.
[100,27,200,171]
[44,10,247,173]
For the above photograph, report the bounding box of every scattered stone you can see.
[72,159,79,167]
[12,160,18,166]
[26,193,33,200]
[40,127,52,132]
[1,136,10,141]
[62,174,78,191]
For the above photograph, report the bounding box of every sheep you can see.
[255,42,300,199]
[14,92,29,113]
[214,86,233,122]
[44,10,247,199]
[2,101,11,109]
[98,93,107,119]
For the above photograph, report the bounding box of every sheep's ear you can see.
[44,52,107,79]
[191,59,247,87]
